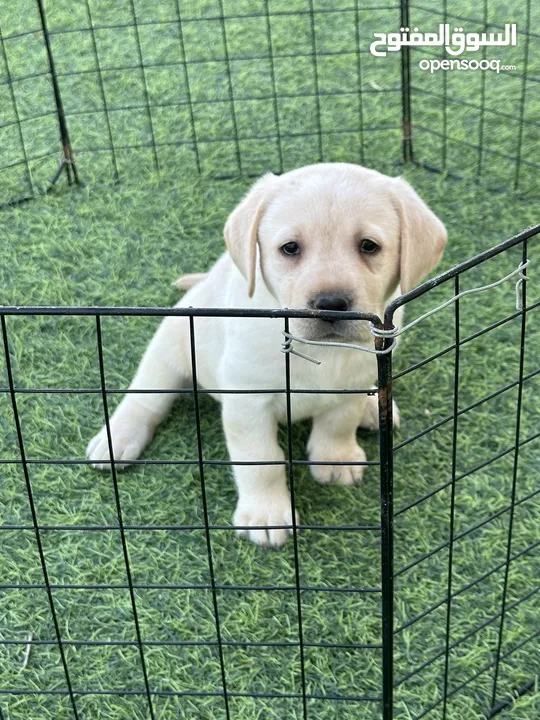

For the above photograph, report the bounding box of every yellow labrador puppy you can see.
[87,163,446,546]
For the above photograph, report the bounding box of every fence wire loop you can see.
[281,331,397,364]
[516,263,528,310]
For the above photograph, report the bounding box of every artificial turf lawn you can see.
[1,0,540,717]
[0,165,539,720]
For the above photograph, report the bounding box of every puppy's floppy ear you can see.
[224,173,278,298]
[392,177,447,294]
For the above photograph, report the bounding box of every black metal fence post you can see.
[399,0,413,163]
[377,331,395,720]
[35,0,81,188]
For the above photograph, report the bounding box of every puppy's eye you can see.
[280,241,301,257]
[359,238,380,254]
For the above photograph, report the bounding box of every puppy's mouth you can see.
[292,318,373,344]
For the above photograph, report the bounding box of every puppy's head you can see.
[224,163,446,341]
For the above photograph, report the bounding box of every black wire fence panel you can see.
[0,0,404,205]
[1,0,539,206]
[0,225,539,719]
[408,0,540,194]
[384,224,540,719]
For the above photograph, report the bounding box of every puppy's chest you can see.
[273,350,377,422]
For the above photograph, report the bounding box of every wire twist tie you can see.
[281,332,396,364]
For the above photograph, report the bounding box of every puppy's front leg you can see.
[223,397,298,547]
[308,396,369,486]
[87,316,189,468]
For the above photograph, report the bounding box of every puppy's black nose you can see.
[312,293,351,312]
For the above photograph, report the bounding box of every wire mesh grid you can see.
[0,0,539,718]
[1,0,539,207]
[407,0,539,193]
[0,0,403,205]
[385,224,540,719]
[0,225,539,719]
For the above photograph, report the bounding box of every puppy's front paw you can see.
[86,419,153,470]
[358,392,401,431]
[308,443,367,486]
[233,490,299,547]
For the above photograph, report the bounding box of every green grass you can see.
[1,0,540,718]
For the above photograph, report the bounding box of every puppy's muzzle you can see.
[300,293,360,341]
